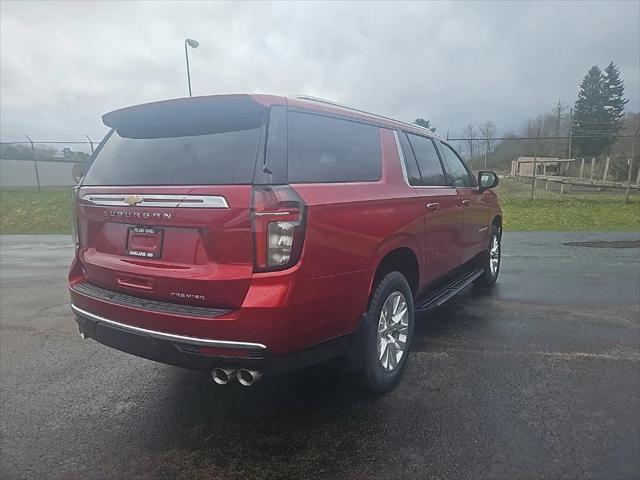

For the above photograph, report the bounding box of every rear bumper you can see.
[68,254,374,373]
[69,261,373,355]
[71,302,352,374]
[71,303,265,350]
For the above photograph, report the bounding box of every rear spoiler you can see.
[102,94,267,139]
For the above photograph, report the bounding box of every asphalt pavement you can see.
[1,232,639,479]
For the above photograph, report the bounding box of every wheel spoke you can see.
[388,343,398,369]
[382,342,390,369]
[392,306,407,323]
[378,337,388,360]
[378,314,387,333]
[392,294,401,315]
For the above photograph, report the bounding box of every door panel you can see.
[437,141,486,265]
[414,188,462,284]
[457,188,490,263]
[397,131,462,285]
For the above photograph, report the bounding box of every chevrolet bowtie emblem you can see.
[124,195,143,206]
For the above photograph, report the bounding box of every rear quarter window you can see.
[287,111,382,183]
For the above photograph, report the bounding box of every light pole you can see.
[184,38,199,96]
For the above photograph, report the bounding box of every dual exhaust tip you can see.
[211,367,263,386]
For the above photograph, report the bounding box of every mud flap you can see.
[337,314,370,372]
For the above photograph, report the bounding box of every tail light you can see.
[251,185,307,271]
[71,186,80,250]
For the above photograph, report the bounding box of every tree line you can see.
[0,144,91,163]
[413,61,635,175]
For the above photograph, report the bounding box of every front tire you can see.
[358,271,414,393]
[476,224,501,286]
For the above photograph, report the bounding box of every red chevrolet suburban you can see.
[69,94,501,392]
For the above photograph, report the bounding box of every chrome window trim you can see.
[81,194,229,208]
[293,95,445,141]
[71,303,267,350]
[394,130,411,186]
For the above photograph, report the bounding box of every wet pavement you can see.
[1,232,639,479]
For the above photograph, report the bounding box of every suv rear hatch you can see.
[75,95,267,309]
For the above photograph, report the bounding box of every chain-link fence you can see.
[0,138,97,189]
[1,132,638,200]
[447,132,640,201]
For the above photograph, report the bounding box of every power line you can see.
[447,134,636,141]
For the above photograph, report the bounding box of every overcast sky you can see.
[1,0,638,143]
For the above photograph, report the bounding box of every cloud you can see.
[1,0,638,142]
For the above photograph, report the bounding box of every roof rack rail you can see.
[292,95,443,140]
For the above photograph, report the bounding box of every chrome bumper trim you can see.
[70,303,267,350]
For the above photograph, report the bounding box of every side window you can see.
[288,111,382,183]
[407,133,446,186]
[398,132,421,186]
[439,142,474,187]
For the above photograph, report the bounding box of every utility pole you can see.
[25,135,41,192]
[85,134,94,154]
[568,107,573,159]
[530,127,541,201]
[625,126,640,204]
[553,99,563,156]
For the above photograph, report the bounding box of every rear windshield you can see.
[83,96,265,186]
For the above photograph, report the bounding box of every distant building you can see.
[510,157,575,177]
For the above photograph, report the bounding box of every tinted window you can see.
[407,134,446,186]
[398,132,421,186]
[84,96,266,185]
[439,142,474,187]
[83,128,262,186]
[288,112,381,183]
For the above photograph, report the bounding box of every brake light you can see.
[251,185,307,271]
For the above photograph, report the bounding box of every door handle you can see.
[461,200,470,207]
[426,202,440,211]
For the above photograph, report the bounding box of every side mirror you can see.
[477,170,498,191]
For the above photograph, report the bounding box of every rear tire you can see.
[358,271,414,393]
[476,224,501,286]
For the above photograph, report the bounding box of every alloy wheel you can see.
[377,291,409,372]
[490,234,500,276]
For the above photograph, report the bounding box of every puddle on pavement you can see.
[563,240,640,249]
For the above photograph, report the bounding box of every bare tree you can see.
[462,124,476,159]
[478,121,497,169]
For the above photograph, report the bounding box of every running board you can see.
[414,268,484,312]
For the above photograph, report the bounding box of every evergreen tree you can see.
[573,65,609,157]
[413,118,436,132]
[603,61,628,139]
